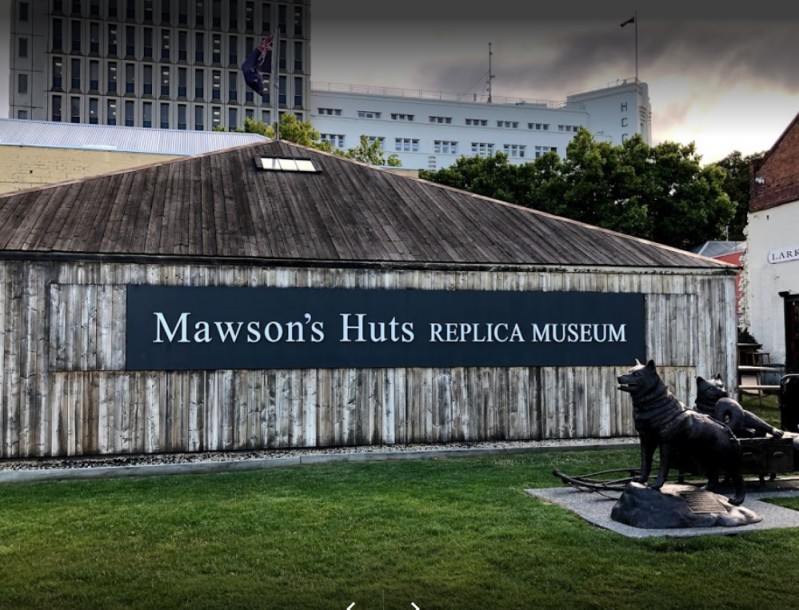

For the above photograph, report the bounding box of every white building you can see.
[743,112,799,373]
[310,79,651,170]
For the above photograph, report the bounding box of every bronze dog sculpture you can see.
[695,375,783,439]
[618,360,745,505]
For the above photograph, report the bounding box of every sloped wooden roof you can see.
[0,140,730,270]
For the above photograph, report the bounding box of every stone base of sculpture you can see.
[611,482,762,529]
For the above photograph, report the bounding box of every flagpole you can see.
[272,31,280,140]
[634,10,638,82]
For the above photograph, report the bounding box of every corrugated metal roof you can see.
[0,139,733,270]
[0,118,267,156]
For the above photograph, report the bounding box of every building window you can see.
[53,0,63,13]
[194,68,204,99]
[293,5,303,36]
[229,35,238,65]
[70,58,81,90]
[124,100,134,126]
[52,18,63,50]
[497,120,518,128]
[228,107,238,130]
[260,2,270,33]
[142,64,153,95]
[228,71,238,101]
[211,105,221,128]
[89,22,99,53]
[160,66,170,96]
[143,0,153,21]
[429,116,452,124]
[107,62,117,93]
[471,142,494,157]
[293,76,303,107]
[125,26,135,57]
[161,29,171,60]
[178,67,187,97]
[195,32,204,62]
[294,41,303,72]
[534,145,557,158]
[278,75,286,106]
[88,97,99,124]
[212,0,221,27]
[278,39,286,70]
[177,103,187,129]
[52,57,63,89]
[528,122,549,131]
[52,95,63,121]
[211,70,221,100]
[143,101,152,127]
[465,118,487,127]
[160,102,169,128]
[503,144,526,158]
[212,34,222,64]
[178,30,187,60]
[277,3,286,34]
[107,99,117,125]
[126,62,136,93]
[366,136,385,149]
[17,73,28,94]
[245,2,254,31]
[107,0,117,18]
[126,0,136,21]
[89,59,99,90]
[71,0,81,15]
[107,24,117,55]
[143,27,153,58]
[19,1,29,21]
[195,0,204,27]
[178,0,187,25]
[194,105,203,130]
[357,110,380,119]
[395,138,419,152]
[558,124,579,132]
[161,0,171,23]
[320,134,345,148]
[434,140,458,154]
[70,96,80,123]
[18,37,28,58]
[318,108,341,116]
[71,20,81,53]
[391,113,414,121]
[229,0,238,29]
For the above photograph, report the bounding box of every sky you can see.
[311,2,799,165]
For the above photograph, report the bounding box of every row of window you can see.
[45,0,305,37]
[318,135,558,159]
[49,21,305,72]
[45,57,305,107]
[318,108,581,133]
[48,93,304,129]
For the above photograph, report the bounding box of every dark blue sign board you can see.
[125,286,646,370]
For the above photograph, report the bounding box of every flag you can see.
[620,16,635,27]
[241,33,274,96]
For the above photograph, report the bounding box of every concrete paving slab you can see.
[526,483,799,538]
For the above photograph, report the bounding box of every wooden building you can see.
[0,140,737,458]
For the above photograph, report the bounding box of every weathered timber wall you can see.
[0,260,738,457]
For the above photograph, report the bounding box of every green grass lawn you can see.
[2,448,799,609]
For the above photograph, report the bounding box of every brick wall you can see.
[0,146,181,194]
[750,114,799,212]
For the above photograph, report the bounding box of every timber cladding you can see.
[0,259,737,458]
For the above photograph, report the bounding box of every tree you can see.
[711,150,766,241]
[344,135,401,167]
[419,130,735,251]
[243,114,334,153]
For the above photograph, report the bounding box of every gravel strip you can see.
[0,437,639,473]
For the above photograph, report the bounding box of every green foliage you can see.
[421,129,739,250]
[710,150,766,240]
[342,135,402,167]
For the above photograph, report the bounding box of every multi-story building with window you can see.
[2,0,310,130]
[310,79,652,170]
[1,0,653,172]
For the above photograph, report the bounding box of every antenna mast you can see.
[486,42,495,103]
